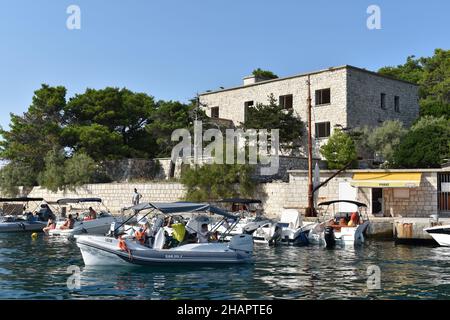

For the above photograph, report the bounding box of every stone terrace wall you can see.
[26,183,186,214]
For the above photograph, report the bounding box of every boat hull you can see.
[49,217,116,238]
[424,225,450,246]
[76,235,254,266]
[0,221,46,233]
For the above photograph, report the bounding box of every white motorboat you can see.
[49,198,118,238]
[214,198,264,240]
[424,225,450,246]
[308,200,370,247]
[76,202,254,266]
[243,209,318,246]
[0,197,51,233]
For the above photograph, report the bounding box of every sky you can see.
[0,0,448,129]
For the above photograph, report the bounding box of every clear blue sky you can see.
[0,0,448,129]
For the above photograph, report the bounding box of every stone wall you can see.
[12,170,439,218]
[26,183,186,214]
[383,172,438,217]
[347,67,419,129]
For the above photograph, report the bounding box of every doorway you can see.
[372,188,383,215]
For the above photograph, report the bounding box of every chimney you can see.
[243,75,272,86]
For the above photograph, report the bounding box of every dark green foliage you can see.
[252,68,278,80]
[320,129,358,169]
[241,94,304,152]
[393,117,450,168]
[378,49,449,118]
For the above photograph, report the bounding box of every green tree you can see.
[252,68,278,80]
[241,94,304,153]
[63,87,156,159]
[355,120,407,166]
[378,49,450,118]
[320,129,357,169]
[38,150,98,192]
[0,84,66,193]
[393,117,450,168]
[145,100,196,158]
[181,163,255,202]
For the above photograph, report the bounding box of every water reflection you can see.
[0,233,450,299]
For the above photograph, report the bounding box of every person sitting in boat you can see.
[36,204,55,222]
[84,207,97,221]
[348,212,360,227]
[74,213,80,221]
[170,222,186,247]
[59,214,75,230]
[197,223,211,243]
[43,218,56,234]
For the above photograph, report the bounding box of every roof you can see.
[0,197,44,202]
[124,202,237,219]
[57,198,103,205]
[199,65,418,96]
[318,200,367,208]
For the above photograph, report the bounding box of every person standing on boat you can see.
[132,188,143,206]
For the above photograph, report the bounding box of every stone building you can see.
[199,65,420,157]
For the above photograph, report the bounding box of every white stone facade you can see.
[199,65,419,157]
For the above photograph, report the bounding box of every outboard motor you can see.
[268,225,282,246]
[324,226,336,248]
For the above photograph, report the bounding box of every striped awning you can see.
[351,172,422,188]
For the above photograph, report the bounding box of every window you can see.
[315,88,331,105]
[394,96,400,112]
[381,93,386,109]
[315,122,331,138]
[244,101,254,122]
[279,94,293,109]
[211,106,219,119]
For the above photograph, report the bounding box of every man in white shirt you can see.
[132,188,143,206]
[197,223,210,243]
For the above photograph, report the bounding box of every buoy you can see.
[31,233,38,240]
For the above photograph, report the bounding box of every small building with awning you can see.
[284,168,450,218]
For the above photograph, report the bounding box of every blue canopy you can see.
[124,202,237,219]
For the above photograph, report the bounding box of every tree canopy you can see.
[378,49,449,118]
[320,129,358,169]
[0,85,195,195]
[252,68,278,80]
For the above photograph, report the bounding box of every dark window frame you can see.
[315,122,331,139]
[394,96,400,113]
[211,106,220,119]
[279,94,293,110]
[315,88,331,106]
[381,93,386,110]
[244,101,254,122]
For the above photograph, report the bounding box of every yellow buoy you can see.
[31,233,38,240]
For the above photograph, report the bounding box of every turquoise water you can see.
[1,233,450,300]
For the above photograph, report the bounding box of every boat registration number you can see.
[165,254,183,259]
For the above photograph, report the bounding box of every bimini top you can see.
[218,198,262,204]
[57,198,103,205]
[318,200,367,208]
[125,202,237,219]
[0,197,44,202]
